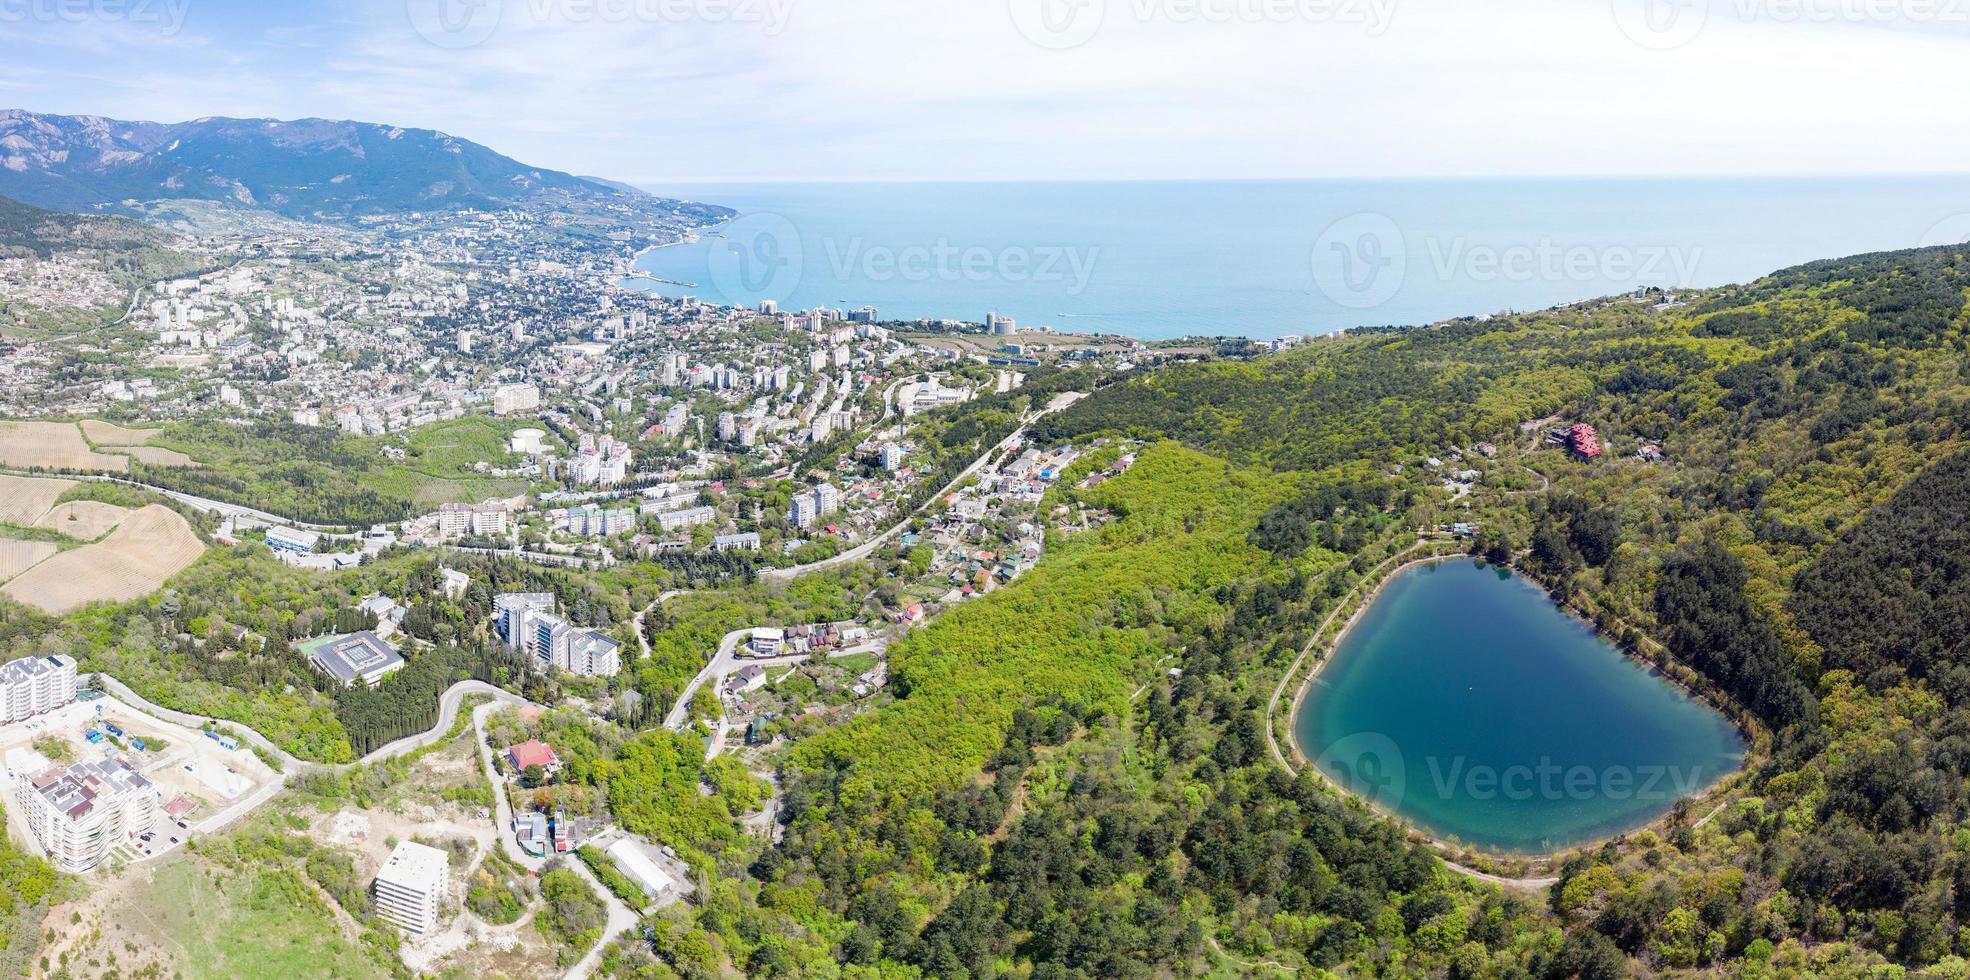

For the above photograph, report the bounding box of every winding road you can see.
[760,391,1081,583]
[95,674,635,977]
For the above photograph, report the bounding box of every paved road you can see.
[660,627,815,730]
[100,674,638,973]
[663,640,886,732]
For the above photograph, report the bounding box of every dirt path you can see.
[1261,540,1560,892]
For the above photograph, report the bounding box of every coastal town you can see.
[0,188,1209,976]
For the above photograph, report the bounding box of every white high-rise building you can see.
[493,593,621,678]
[0,654,77,724]
[373,840,449,935]
[22,756,160,873]
[492,384,541,416]
[813,483,842,515]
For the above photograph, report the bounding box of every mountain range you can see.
[0,110,727,226]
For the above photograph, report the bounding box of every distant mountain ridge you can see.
[0,110,728,225]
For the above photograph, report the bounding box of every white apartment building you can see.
[655,505,715,533]
[493,593,621,678]
[787,484,841,528]
[437,502,509,538]
[22,756,160,873]
[373,840,450,935]
[492,383,541,416]
[0,654,78,724]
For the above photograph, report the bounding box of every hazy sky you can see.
[4,0,1970,183]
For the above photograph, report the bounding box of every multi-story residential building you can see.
[655,505,715,533]
[0,654,77,724]
[493,593,621,677]
[557,504,636,537]
[491,383,541,416]
[494,593,557,646]
[373,840,449,935]
[813,482,842,515]
[788,494,819,529]
[22,756,160,873]
[437,502,510,538]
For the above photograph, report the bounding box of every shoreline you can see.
[1279,551,1756,873]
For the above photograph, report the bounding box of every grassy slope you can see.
[790,441,1301,802]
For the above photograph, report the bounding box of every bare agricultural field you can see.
[0,537,55,581]
[122,445,200,467]
[36,500,131,539]
[0,420,128,472]
[1,504,203,613]
[80,419,162,445]
[0,473,72,524]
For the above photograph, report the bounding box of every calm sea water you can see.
[1296,560,1744,854]
[630,177,1970,340]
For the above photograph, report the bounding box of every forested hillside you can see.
[1008,242,1970,975]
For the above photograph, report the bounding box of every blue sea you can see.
[629,177,1970,341]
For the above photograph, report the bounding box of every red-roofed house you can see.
[1568,423,1603,460]
[507,740,560,776]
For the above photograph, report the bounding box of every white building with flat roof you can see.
[605,837,678,906]
[373,839,449,935]
[22,756,160,873]
[0,654,77,724]
[748,627,785,657]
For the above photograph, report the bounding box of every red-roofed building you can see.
[1568,423,1603,460]
[506,740,560,775]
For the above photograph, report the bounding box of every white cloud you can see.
[3,0,1969,180]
